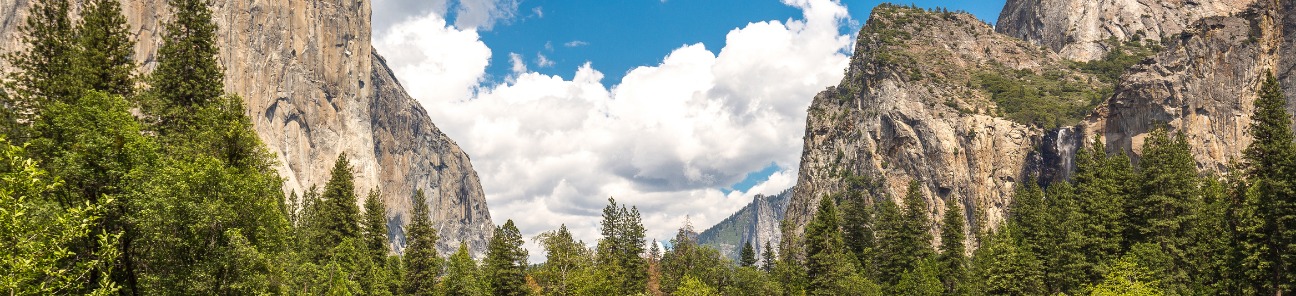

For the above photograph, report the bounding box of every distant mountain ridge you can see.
[698,188,792,261]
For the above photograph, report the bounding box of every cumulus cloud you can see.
[564,40,590,47]
[375,0,852,261]
[536,53,556,68]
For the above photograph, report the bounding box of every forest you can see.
[3,0,1296,295]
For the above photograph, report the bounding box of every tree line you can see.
[4,0,1296,295]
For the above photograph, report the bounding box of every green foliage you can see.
[1073,38,1161,85]
[445,243,487,296]
[876,181,935,290]
[969,230,1044,296]
[973,67,1105,129]
[403,190,441,296]
[1072,137,1132,284]
[145,0,225,136]
[362,190,390,262]
[1239,71,1296,295]
[486,220,530,296]
[6,0,81,121]
[674,275,719,296]
[805,197,876,295]
[760,240,776,272]
[739,241,757,267]
[534,224,593,296]
[660,220,730,294]
[0,138,120,295]
[595,198,648,294]
[895,259,943,296]
[1088,253,1164,296]
[77,0,136,98]
[938,198,967,295]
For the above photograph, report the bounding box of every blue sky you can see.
[373,0,1008,259]
[474,0,1006,87]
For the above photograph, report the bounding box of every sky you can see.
[371,0,1005,261]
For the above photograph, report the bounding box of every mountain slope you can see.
[0,0,493,254]
[698,188,792,261]
[784,4,1104,248]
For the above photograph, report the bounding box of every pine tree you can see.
[485,220,529,296]
[1008,180,1048,255]
[1126,128,1201,293]
[362,190,389,262]
[1072,137,1130,285]
[445,242,486,296]
[77,0,136,98]
[1240,71,1296,294]
[938,198,966,295]
[740,241,757,267]
[968,230,1045,296]
[761,240,776,272]
[595,198,647,294]
[146,0,225,135]
[873,196,907,286]
[1041,181,1087,294]
[840,187,876,279]
[316,154,361,251]
[6,0,81,124]
[403,190,441,296]
[804,197,877,295]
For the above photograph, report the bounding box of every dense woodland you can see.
[3,0,1296,295]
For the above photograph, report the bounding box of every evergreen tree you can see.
[968,230,1044,296]
[804,197,877,295]
[895,259,942,296]
[876,181,935,288]
[1042,181,1087,294]
[1240,71,1296,295]
[1008,180,1048,255]
[938,198,966,295]
[1071,137,1130,285]
[6,0,81,127]
[403,190,441,296]
[840,174,877,277]
[740,241,757,267]
[310,154,361,257]
[76,0,136,98]
[594,198,648,294]
[1127,128,1201,293]
[445,243,486,296]
[774,220,809,294]
[146,0,225,135]
[761,240,776,272]
[485,220,529,296]
[362,190,389,262]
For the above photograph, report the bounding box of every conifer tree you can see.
[761,240,776,272]
[6,0,80,124]
[840,185,876,278]
[1008,180,1048,255]
[146,0,224,134]
[740,241,757,267]
[1072,137,1130,284]
[77,0,136,98]
[969,230,1044,296]
[1130,128,1200,245]
[445,243,486,296]
[595,198,648,294]
[804,197,876,295]
[1240,71,1296,294]
[938,198,966,295]
[316,154,361,251]
[362,190,389,262]
[1041,181,1086,294]
[873,196,907,286]
[485,220,529,296]
[403,190,441,296]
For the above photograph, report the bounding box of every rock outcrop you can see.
[783,5,1104,248]
[698,188,792,261]
[997,0,1255,61]
[0,0,493,255]
[1087,0,1296,172]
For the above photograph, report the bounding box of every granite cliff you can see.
[0,0,493,255]
[780,0,1296,253]
[697,188,792,261]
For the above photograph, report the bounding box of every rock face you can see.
[1088,0,1296,172]
[697,188,792,261]
[0,0,493,255]
[783,5,1104,248]
[996,0,1255,61]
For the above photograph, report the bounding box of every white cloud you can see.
[564,40,590,47]
[372,0,521,34]
[509,52,528,74]
[532,6,544,18]
[377,0,852,262]
[536,53,555,68]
